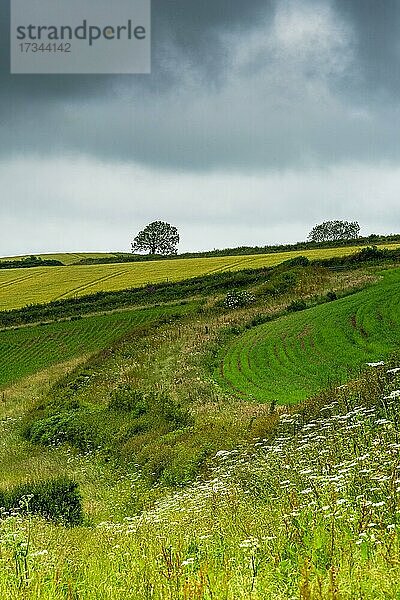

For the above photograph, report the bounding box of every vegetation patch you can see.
[0,477,83,525]
[1,243,399,311]
[0,255,63,269]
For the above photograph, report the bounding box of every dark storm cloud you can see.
[0,0,399,170]
[0,0,273,105]
[333,0,400,97]
[0,0,278,164]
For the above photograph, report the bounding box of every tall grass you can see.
[0,302,197,389]
[0,363,399,598]
[0,265,399,597]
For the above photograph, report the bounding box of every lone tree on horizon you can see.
[131,221,180,255]
[307,220,360,243]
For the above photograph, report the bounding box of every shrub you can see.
[150,391,193,429]
[0,477,83,525]
[247,314,274,328]
[65,372,91,394]
[327,291,337,301]
[108,385,148,416]
[354,245,388,262]
[26,411,96,450]
[259,271,298,297]
[287,299,307,313]
[223,290,255,309]
[283,256,310,267]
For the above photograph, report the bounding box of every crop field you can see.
[217,268,400,404]
[0,252,118,265]
[0,302,194,389]
[1,243,400,311]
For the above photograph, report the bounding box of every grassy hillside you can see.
[1,243,400,311]
[0,255,399,598]
[217,268,400,403]
[0,302,196,389]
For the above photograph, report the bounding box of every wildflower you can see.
[239,538,259,549]
[31,549,48,558]
[383,390,400,399]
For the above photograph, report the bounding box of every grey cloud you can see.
[0,0,399,172]
[1,0,400,172]
[0,0,274,106]
[333,0,400,98]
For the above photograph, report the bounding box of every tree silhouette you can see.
[131,221,180,255]
[307,220,360,242]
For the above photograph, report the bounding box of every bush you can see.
[248,313,274,327]
[327,291,337,301]
[150,391,193,429]
[108,385,148,416]
[283,256,310,267]
[353,245,388,262]
[259,271,298,297]
[0,477,83,525]
[26,411,96,450]
[223,290,255,309]
[287,299,307,313]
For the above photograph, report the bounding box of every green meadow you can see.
[0,249,399,598]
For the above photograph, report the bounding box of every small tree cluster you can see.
[307,220,360,242]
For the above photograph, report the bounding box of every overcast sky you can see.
[1,0,399,255]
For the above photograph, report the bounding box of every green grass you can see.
[1,243,400,311]
[0,302,196,389]
[217,268,400,404]
[0,260,399,597]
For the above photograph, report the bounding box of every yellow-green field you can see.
[0,252,118,265]
[1,244,399,311]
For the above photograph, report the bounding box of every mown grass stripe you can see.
[0,302,196,389]
[217,268,400,404]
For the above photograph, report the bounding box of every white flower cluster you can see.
[223,290,255,309]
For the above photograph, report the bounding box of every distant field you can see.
[0,253,118,266]
[0,302,195,389]
[217,268,400,404]
[0,243,399,311]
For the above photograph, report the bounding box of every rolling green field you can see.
[0,302,195,389]
[1,243,400,311]
[0,255,400,597]
[217,268,400,404]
